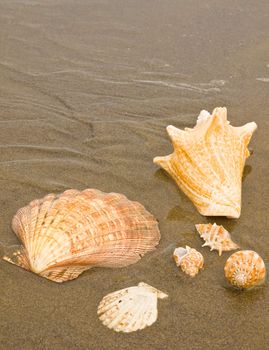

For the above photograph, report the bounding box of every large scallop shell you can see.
[173,245,204,277]
[97,282,168,332]
[153,107,257,218]
[224,250,266,289]
[195,223,239,256]
[3,189,160,283]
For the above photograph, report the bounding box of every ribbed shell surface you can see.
[97,282,168,332]
[224,250,266,289]
[3,189,160,282]
[153,107,257,218]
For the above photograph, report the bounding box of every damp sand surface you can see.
[0,1,269,349]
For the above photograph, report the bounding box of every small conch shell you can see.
[153,107,257,218]
[97,282,168,332]
[224,250,266,289]
[3,189,160,283]
[195,223,239,256]
[173,246,204,277]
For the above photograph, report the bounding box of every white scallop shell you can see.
[173,246,204,277]
[195,223,239,256]
[97,282,168,332]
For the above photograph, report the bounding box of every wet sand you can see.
[0,0,269,349]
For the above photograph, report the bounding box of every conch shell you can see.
[97,282,168,332]
[153,107,257,218]
[224,250,266,289]
[195,223,239,256]
[173,246,204,277]
[3,189,160,283]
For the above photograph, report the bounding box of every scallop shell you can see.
[195,223,239,256]
[3,189,160,283]
[173,246,204,277]
[97,282,168,332]
[153,107,257,218]
[224,250,266,289]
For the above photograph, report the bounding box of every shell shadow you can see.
[222,283,266,308]
[154,168,172,183]
[242,165,252,181]
[202,217,239,232]
[166,205,195,221]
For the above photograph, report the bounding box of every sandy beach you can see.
[0,0,269,349]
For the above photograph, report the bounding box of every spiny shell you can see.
[97,282,168,332]
[173,246,204,277]
[153,107,257,218]
[224,250,266,289]
[196,223,239,256]
[3,189,160,283]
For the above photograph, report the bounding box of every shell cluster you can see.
[224,250,266,289]
[154,107,257,218]
[97,282,168,332]
[173,246,204,277]
[1,106,266,334]
[195,223,239,256]
[3,189,160,283]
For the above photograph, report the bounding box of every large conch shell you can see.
[173,246,204,277]
[3,189,160,283]
[195,223,239,256]
[97,282,168,332]
[224,250,266,289]
[153,107,257,218]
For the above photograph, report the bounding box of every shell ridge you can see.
[98,283,164,332]
[154,107,257,217]
[11,207,30,245]
[31,195,59,270]
[45,194,160,268]
[109,297,138,330]
[32,191,93,271]
[40,264,91,283]
[168,151,239,213]
[130,296,154,331]
[32,193,66,270]
[224,250,266,289]
[27,200,41,258]
[3,245,30,271]
[6,189,160,282]
[203,120,242,210]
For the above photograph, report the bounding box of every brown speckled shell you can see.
[224,250,266,289]
[3,189,160,282]
[173,246,204,277]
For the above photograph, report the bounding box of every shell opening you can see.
[173,247,187,266]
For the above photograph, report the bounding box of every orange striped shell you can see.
[224,250,266,289]
[3,189,160,282]
[153,107,257,218]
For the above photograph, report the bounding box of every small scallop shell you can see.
[173,246,204,277]
[3,189,160,282]
[224,250,266,289]
[97,282,168,332]
[195,223,239,256]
